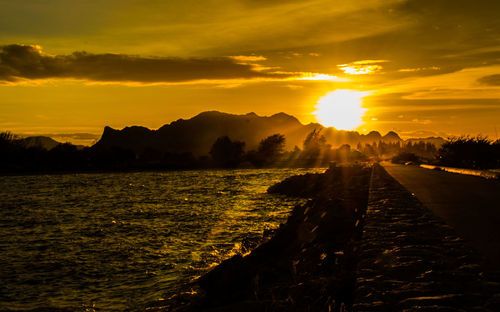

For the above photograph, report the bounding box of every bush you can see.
[438,136,498,169]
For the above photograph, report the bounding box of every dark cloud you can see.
[0,44,293,83]
[477,74,500,86]
[285,0,500,83]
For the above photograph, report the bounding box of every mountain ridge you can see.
[93,111,445,155]
[21,136,62,150]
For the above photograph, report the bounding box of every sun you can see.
[313,89,370,130]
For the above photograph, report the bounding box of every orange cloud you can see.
[338,60,388,75]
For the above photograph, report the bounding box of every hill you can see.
[21,136,62,150]
[92,111,442,156]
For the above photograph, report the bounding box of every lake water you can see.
[0,169,323,311]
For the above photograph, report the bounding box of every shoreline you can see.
[166,164,372,311]
[163,163,500,311]
[0,166,328,177]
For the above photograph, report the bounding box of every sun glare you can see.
[338,64,382,75]
[313,89,370,130]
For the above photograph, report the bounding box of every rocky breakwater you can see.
[355,164,500,311]
[173,164,372,311]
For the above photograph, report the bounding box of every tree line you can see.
[1,130,498,173]
[0,130,365,173]
[209,131,368,168]
[391,135,500,169]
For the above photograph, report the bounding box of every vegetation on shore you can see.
[0,130,428,173]
[437,136,500,169]
[2,130,498,173]
[391,135,500,170]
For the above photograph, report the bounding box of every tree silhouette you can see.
[259,134,285,157]
[336,144,351,163]
[210,136,245,167]
[438,136,497,169]
[301,129,327,166]
[248,134,285,167]
[303,129,326,151]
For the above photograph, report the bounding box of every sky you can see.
[1,0,499,145]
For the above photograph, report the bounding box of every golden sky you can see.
[1,0,499,145]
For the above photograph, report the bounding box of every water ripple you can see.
[0,169,322,311]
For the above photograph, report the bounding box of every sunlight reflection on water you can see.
[0,168,323,311]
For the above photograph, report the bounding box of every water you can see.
[0,169,323,311]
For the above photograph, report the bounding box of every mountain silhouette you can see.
[22,136,62,150]
[382,131,402,143]
[94,111,317,155]
[92,111,443,155]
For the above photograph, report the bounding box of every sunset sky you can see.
[1,0,499,145]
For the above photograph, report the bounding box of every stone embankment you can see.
[355,164,500,311]
[166,164,500,311]
[171,165,371,311]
